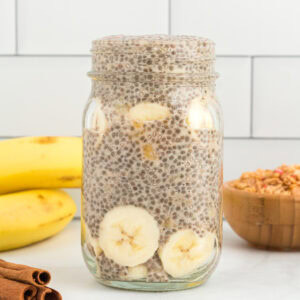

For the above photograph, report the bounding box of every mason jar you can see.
[81,35,223,291]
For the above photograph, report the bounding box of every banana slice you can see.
[186,97,214,130]
[126,265,148,280]
[142,144,158,160]
[128,102,170,128]
[91,98,107,133]
[89,236,102,257]
[86,226,102,257]
[208,207,217,219]
[159,230,215,278]
[81,218,86,243]
[91,100,107,148]
[99,205,160,267]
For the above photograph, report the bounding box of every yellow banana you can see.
[0,189,76,251]
[0,136,82,194]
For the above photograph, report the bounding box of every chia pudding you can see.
[82,35,223,290]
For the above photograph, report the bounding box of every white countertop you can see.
[2,220,300,300]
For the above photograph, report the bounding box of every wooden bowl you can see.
[223,181,300,250]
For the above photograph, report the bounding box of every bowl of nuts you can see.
[223,165,300,250]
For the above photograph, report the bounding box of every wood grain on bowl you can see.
[223,182,300,250]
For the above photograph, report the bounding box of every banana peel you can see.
[0,189,76,251]
[0,136,82,195]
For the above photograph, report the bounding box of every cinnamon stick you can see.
[0,260,51,287]
[0,275,37,300]
[35,286,62,300]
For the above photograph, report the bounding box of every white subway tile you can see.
[171,0,300,55]
[216,57,251,137]
[253,58,300,138]
[0,57,90,136]
[18,0,168,54]
[224,139,300,181]
[0,0,15,54]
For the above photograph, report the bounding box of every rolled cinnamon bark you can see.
[36,286,62,300]
[0,260,51,286]
[0,275,37,300]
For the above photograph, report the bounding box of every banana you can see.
[142,144,158,160]
[99,205,160,267]
[128,102,170,128]
[92,102,107,148]
[159,230,215,278]
[81,196,86,243]
[0,189,76,251]
[186,97,214,130]
[0,137,82,194]
[92,99,107,134]
[85,225,102,257]
[81,218,86,245]
[125,265,148,281]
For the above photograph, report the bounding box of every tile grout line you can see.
[252,55,300,58]
[224,137,300,140]
[0,136,80,139]
[217,55,252,58]
[249,56,254,137]
[217,55,300,58]
[0,54,91,57]
[15,0,18,54]
[168,0,172,35]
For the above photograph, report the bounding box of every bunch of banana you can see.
[0,137,81,251]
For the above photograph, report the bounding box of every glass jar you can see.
[82,35,223,291]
